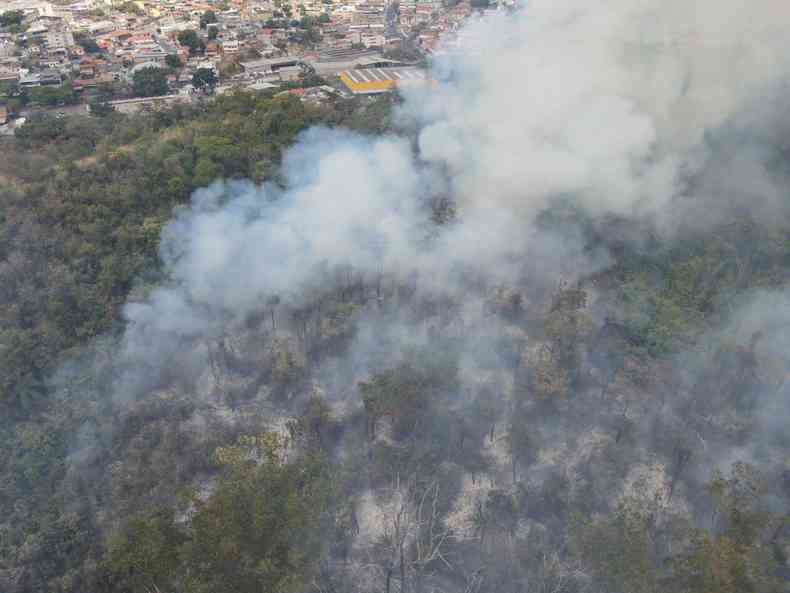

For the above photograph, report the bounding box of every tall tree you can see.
[132,66,169,97]
[177,29,205,55]
[192,67,218,93]
[200,10,218,29]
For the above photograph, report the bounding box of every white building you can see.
[221,38,240,53]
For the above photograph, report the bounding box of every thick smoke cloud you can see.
[409,0,790,226]
[39,2,790,590]
[118,0,790,400]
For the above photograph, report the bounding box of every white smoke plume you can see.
[33,6,790,590]
[118,0,790,395]
[411,0,790,223]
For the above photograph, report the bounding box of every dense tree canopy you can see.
[164,53,182,69]
[0,9,24,27]
[192,67,218,92]
[177,29,206,55]
[0,65,789,593]
[74,31,101,53]
[132,66,169,97]
[200,10,218,29]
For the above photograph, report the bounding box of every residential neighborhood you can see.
[0,0,511,127]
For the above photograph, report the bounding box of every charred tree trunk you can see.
[512,453,517,485]
[400,541,406,593]
[668,447,692,501]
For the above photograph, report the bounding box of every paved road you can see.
[385,0,400,37]
[385,1,424,58]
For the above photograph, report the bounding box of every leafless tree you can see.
[372,475,453,593]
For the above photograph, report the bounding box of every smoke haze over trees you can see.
[2,1,790,592]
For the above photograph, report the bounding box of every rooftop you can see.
[339,66,427,94]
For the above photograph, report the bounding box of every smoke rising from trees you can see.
[120,0,790,397]
[7,1,790,591]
